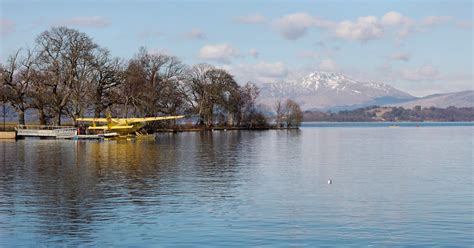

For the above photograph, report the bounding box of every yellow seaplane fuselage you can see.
[76,115,184,137]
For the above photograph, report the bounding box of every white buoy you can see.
[327,179,332,184]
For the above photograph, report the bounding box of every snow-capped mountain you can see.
[259,71,415,110]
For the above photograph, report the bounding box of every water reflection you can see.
[0,127,472,246]
[0,132,263,244]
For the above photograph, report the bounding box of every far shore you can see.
[1,120,473,132]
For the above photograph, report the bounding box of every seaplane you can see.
[76,114,185,140]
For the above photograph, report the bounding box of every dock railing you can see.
[15,125,77,138]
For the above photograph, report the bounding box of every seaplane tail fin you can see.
[106,111,114,130]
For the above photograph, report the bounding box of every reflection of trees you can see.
[1,140,177,243]
[0,132,262,244]
[22,141,97,241]
[0,140,24,219]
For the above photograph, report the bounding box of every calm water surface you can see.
[0,124,473,246]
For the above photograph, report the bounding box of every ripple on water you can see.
[0,127,473,246]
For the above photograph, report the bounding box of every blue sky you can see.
[1,0,472,96]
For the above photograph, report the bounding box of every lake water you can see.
[1,123,473,246]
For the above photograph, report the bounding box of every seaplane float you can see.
[75,114,185,140]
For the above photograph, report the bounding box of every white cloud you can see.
[394,15,451,41]
[381,11,406,26]
[197,43,240,63]
[273,13,384,41]
[334,16,383,42]
[390,52,411,62]
[183,28,206,40]
[60,16,110,28]
[318,59,338,71]
[274,12,386,41]
[0,18,15,36]
[249,49,259,58]
[273,13,316,40]
[271,11,452,43]
[234,13,266,24]
[222,61,289,84]
[381,11,413,27]
[402,64,440,81]
[381,11,414,42]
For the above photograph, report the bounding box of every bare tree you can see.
[35,26,98,125]
[0,75,9,129]
[0,49,35,125]
[275,99,283,128]
[89,48,124,117]
[186,65,252,127]
[121,59,147,117]
[186,63,214,125]
[28,70,54,125]
[238,82,260,127]
[203,68,240,127]
[156,56,189,116]
[283,99,303,128]
[119,47,188,119]
[134,47,170,116]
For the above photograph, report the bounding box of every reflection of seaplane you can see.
[76,114,184,139]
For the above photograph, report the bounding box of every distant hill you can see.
[259,71,416,110]
[303,106,474,122]
[388,90,474,108]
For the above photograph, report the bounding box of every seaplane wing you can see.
[109,125,135,130]
[87,126,108,130]
[88,125,134,130]
[126,115,185,124]
[76,118,109,123]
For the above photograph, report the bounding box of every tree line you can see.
[1,27,303,129]
[379,106,474,122]
[303,106,474,122]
